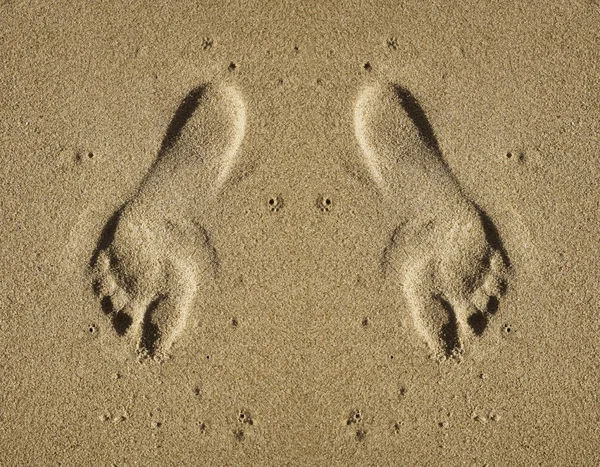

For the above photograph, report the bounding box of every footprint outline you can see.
[354,82,510,361]
[90,82,246,361]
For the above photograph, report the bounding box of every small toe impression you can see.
[466,310,489,336]
[112,312,133,337]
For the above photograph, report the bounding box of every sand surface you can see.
[1,0,600,464]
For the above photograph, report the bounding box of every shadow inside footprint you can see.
[138,296,164,355]
[392,85,440,154]
[99,295,113,315]
[437,297,462,355]
[90,208,124,268]
[112,312,133,337]
[466,311,488,337]
[486,296,500,315]
[478,209,511,269]
[160,85,207,153]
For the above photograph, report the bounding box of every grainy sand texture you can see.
[1,0,599,465]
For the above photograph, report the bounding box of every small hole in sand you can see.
[268,196,283,212]
[361,317,369,327]
[88,325,97,334]
[231,317,238,327]
[205,355,211,360]
[506,152,513,159]
[238,409,253,425]
[347,409,361,425]
[363,62,372,72]
[87,152,94,159]
[389,355,394,360]
[317,195,333,212]
[201,37,213,50]
[228,62,237,71]
[387,37,399,50]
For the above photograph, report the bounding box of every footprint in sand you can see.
[91,83,246,361]
[354,83,509,361]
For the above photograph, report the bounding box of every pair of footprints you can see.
[91,82,509,362]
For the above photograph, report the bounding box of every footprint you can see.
[90,83,246,361]
[354,83,509,361]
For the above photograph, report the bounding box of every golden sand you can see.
[1,0,599,464]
